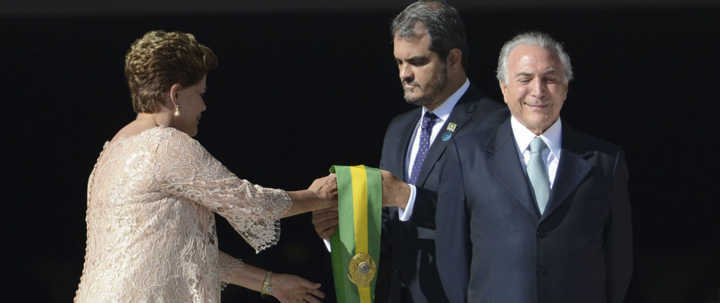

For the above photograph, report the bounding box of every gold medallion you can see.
[347,253,377,287]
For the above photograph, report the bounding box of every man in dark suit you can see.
[311,1,502,302]
[436,32,633,303]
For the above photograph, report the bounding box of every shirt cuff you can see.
[323,239,332,252]
[397,183,417,222]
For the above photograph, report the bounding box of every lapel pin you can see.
[441,131,453,141]
[441,122,457,141]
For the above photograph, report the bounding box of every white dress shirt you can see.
[398,79,470,221]
[510,116,563,188]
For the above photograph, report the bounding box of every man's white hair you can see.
[496,32,573,84]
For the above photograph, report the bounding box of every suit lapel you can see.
[397,109,421,182]
[415,87,481,186]
[487,119,538,218]
[540,125,593,221]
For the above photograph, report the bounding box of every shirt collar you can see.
[510,115,562,159]
[421,78,470,122]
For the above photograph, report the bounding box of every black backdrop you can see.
[5,4,719,303]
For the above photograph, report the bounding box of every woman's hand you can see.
[308,174,337,208]
[283,174,337,218]
[270,273,325,303]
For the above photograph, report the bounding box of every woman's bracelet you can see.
[260,271,272,296]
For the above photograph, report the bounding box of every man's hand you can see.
[381,170,410,209]
[312,207,338,240]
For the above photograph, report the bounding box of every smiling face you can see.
[393,22,449,110]
[172,75,207,137]
[500,44,568,135]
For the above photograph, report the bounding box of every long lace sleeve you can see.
[155,128,292,252]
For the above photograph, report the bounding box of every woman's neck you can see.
[136,112,172,128]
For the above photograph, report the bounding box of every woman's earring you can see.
[174,105,181,117]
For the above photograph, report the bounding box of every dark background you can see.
[5,1,719,302]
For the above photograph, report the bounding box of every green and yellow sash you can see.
[330,165,382,303]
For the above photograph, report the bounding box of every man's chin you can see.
[406,96,441,109]
[404,98,420,106]
[404,94,426,106]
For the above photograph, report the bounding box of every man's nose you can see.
[531,78,547,98]
[399,64,413,82]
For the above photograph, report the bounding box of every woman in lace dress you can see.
[74,30,336,303]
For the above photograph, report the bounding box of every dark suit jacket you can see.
[436,110,633,303]
[376,85,503,303]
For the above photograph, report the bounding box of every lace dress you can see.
[74,127,292,303]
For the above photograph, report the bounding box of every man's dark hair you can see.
[391,0,469,71]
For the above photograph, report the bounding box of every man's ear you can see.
[499,80,510,105]
[447,48,462,70]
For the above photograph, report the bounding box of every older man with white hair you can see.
[435,31,633,303]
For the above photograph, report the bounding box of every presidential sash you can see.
[330,165,382,303]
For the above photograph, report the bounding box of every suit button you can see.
[536,231,546,238]
[537,265,547,275]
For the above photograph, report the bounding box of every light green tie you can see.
[527,137,550,214]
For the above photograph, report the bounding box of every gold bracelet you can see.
[260,271,272,296]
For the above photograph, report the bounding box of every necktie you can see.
[409,112,437,185]
[527,136,550,214]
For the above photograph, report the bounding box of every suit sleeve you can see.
[375,124,396,300]
[404,185,438,228]
[606,151,633,303]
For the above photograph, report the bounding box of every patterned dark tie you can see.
[409,112,438,185]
